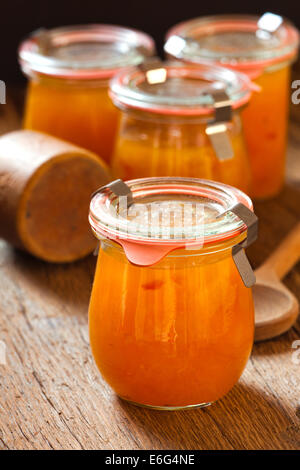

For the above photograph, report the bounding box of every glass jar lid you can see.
[19,24,155,79]
[89,177,252,247]
[165,13,299,70]
[109,62,252,115]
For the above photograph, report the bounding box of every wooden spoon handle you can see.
[261,222,300,279]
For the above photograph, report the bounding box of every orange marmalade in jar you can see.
[165,13,300,199]
[109,62,253,194]
[88,177,258,409]
[19,25,155,164]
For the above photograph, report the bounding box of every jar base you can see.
[119,396,213,411]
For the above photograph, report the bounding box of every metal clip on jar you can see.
[109,61,253,194]
[88,177,258,410]
[19,24,155,164]
[165,13,300,199]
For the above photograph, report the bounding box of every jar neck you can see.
[260,57,295,75]
[99,231,247,262]
[24,71,110,88]
[115,105,242,125]
[187,54,295,80]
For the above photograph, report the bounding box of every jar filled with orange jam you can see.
[165,13,300,199]
[110,63,253,193]
[19,25,155,164]
[88,177,257,409]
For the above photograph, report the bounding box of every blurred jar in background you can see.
[19,25,155,164]
[165,13,299,199]
[110,62,253,194]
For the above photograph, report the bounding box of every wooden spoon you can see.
[254,223,300,342]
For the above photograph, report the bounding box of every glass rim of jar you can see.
[164,14,299,71]
[109,62,252,116]
[89,177,253,248]
[18,24,155,80]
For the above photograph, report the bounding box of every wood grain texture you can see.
[0,81,300,450]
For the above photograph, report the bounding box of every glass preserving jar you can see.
[19,25,155,164]
[88,177,257,410]
[165,13,300,199]
[109,62,253,194]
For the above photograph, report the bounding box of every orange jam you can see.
[23,78,118,164]
[165,13,299,199]
[112,114,250,193]
[19,25,155,164]
[241,65,290,198]
[110,63,252,193]
[88,177,256,409]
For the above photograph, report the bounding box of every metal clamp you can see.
[205,90,234,161]
[257,13,283,34]
[92,179,133,206]
[226,203,258,288]
[138,58,168,85]
[106,179,133,204]
[92,180,133,257]
[164,34,199,58]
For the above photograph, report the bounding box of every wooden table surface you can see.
[0,76,300,451]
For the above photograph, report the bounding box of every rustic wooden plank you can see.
[0,239,299,450]
[0,82,299,450]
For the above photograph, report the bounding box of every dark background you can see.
[1,0,300,83]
